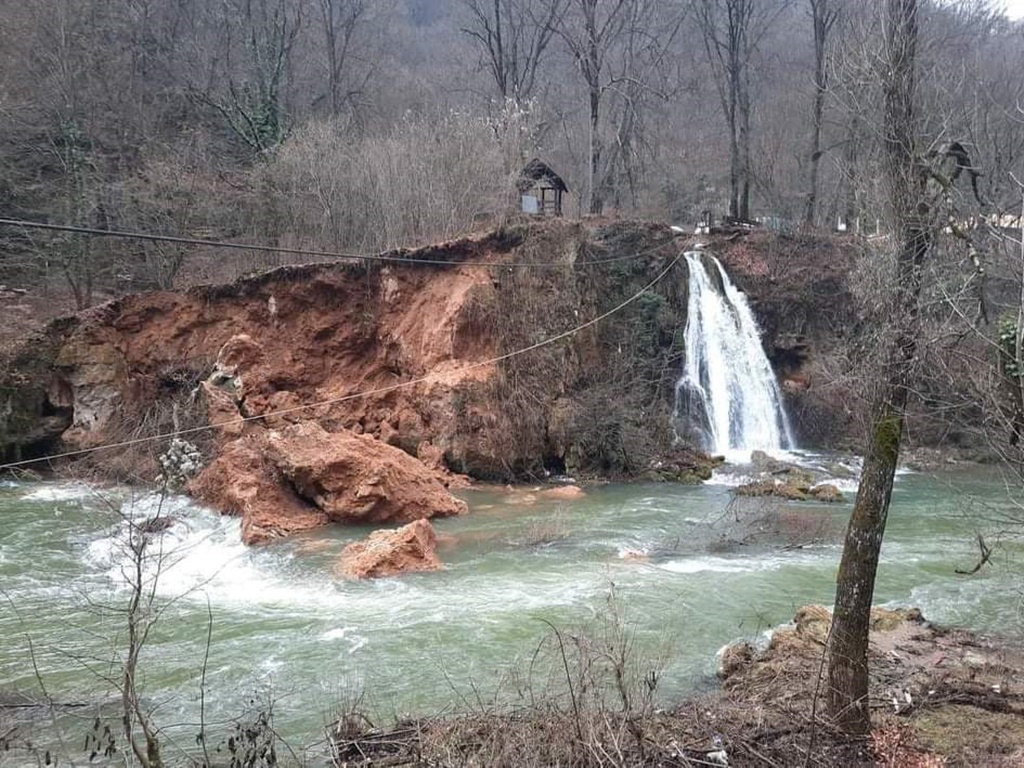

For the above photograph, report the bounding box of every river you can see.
[0,458,1020,760]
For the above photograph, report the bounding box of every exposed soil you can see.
[0,220,991,543]
[0,220,717,484]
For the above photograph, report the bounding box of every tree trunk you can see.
[727,108,739,219]
[589,82,603,214]
[843,113,860,232]
[804,0,835,227]
[826,0,926,736]
[738,71,751,220]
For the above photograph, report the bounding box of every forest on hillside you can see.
[1,0,1023,309]
[4,3,1024,765]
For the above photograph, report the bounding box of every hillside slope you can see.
[1,220,866,494]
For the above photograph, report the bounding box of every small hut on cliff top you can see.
[518,159,567,217]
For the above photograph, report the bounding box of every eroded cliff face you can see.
[3,232,510,470]
[1,220,864,539]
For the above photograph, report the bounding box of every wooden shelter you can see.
[518,159,567,217]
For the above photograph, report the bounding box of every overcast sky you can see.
[998,0,1024,18]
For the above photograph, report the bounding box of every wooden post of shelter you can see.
[518,159,568,217]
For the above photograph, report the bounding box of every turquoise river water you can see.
[0,455,1021,760]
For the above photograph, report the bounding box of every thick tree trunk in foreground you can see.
[826,0,928,735]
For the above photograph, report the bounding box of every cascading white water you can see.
[675,251,796,455]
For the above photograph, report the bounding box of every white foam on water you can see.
[823,478,859,494]
[616,545,651,559]
[321,627,351,641]
[259,656,284,675]
[705,470,759,488]
[84,494,267,602]
[660,557,756,574]
[20,482,97,502]
[319,627,369,654]
[657,549,832,575]
[80,493,598,630]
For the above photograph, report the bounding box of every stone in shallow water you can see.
[336,519,443,580]
[537,484,585,500]
[808,483,843,503]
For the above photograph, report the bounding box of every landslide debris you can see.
[336,519,444,580]
[190,420,466,544]
[1,220,707,489]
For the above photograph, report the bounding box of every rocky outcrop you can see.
[719,604,928,681]
[808,483,843,502]
[265,421,467,524]
[734,478,844,502]
[736,450,845,502]
[776,604,925,650]
[51,336,127,448]
[190,421,465,544]
[336,519,443,579]
[640,447,721,483]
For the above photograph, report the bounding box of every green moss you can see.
[873,410,903,463]
[998,314,1022,380]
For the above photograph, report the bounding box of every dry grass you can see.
[321,603,1024,768]
[515,509,571,547]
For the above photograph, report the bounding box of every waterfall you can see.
[675,251,796,455]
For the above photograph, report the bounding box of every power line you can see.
[0,217,684,269]
[0,252,685,471]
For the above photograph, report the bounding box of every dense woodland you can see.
[0,0,1022,306]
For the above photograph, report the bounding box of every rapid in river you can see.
[1,460,1020,757]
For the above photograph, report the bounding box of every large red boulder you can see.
[336,519,443,579]
[264,421,467,525]
[188,437,328,545]
[189,420,467,544]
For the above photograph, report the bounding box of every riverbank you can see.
[326,605,1024,767]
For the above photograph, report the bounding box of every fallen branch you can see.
[954,533,992,575]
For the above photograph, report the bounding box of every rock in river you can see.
[190,421,466,544]
[337,519,443,579]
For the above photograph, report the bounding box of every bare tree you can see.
[316,0,370,115]
[558,0,629,214]
[52,118,100,309]
[695,0,780,221]
[826,0,930,734]
[119,509,167,768]
[461,0,567,104]
[558,0,680,214]
[803,0,839,227]
[196,0,302,155]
